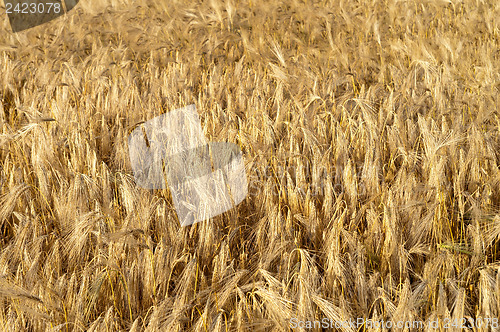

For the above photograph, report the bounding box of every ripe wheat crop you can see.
[1,0,500,330]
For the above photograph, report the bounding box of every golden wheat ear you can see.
[16,107,56,124]
[37,117,56,123]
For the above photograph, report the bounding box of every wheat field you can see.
[0,0,500,330]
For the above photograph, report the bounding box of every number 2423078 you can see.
[6,2,62,14]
